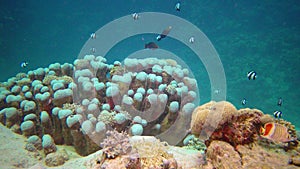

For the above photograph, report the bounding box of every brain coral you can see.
[191,101,237,136]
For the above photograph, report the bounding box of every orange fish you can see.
[260,122,294,143]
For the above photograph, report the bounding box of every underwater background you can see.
[0,0,299,128]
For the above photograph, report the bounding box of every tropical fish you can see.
[260,122,293,143]
[247,71,257,80]
[175,2,181,11]
[189,36,195,44]
[241,98,247,105]
[20,61,28,68]
[156,26,172,41]
[132,13,139,20]
[277,97,283,106]
[90,32,96,39]
[145,42,159,49]
[273,110,282,118]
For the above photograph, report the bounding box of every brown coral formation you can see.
[191,101,237,135]
[206,140,242,169]
[189,101,300,169]
[260,114,275,125]
[204,140,300,169]
[191,101,263,146]
[237,143,299,169]
[44,149,69,167]
[42,75,73,85]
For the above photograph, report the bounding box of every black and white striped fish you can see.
[20,61,28,68]
[273,110,282,118]
[241,98,247,105]
[247,71,257,80]
[175,2,181,11]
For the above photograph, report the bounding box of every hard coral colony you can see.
[0,55,300,168]
[0,55,199,165]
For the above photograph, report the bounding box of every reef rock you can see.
[45,149,69,167]
[291,156,300,166]
[236,143,298,169]
[206,140,242,169]
[191,101,263,146]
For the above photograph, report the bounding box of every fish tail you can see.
[162,26,172,36]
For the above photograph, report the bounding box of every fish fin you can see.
[282,138,297,143]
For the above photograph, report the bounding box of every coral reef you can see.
[183,135,207,153]
[236,143,299,169]
[1,54,300,168]
[86,135,206,169]
[189,101,300,168]
[100,130,132,159]
[204,140,300,169]
[191,101,263,146]
[44,149,69,167]
[131,136,175,168]
[42,134,57,155]
[0,55,198,160]
[206,140,242,169]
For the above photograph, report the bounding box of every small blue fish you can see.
[273,110,282,118]
[20,61,28,68]
[241,98,247,105]
[277,97,283,106]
